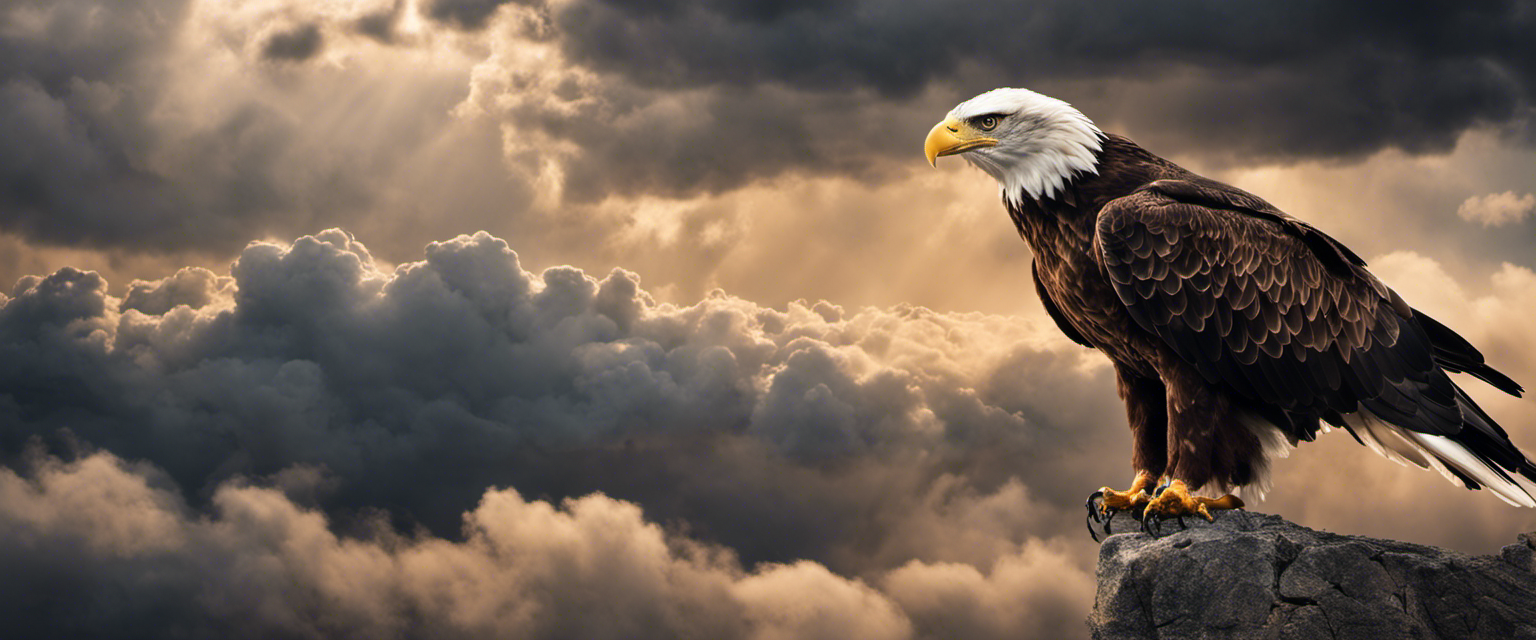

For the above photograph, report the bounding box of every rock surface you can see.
[1089,510,1536,639]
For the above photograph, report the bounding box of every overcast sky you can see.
[3,0,1536,637]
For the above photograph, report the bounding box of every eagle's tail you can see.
[1342,386,1536,507]
[1416,310,1524,397]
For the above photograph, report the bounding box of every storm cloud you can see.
[0,0,485,254]
[0,450,923,639]
[0,228,1116,636]
[528,0,1536,167]
[0,228,1119,565]
[6,0,1536,256]
[4,2,1536,635]
[2,227,1535,636]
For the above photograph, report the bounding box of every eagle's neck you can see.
[1003,135,1173,253]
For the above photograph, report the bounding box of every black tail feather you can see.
[1446,380,1536,493]
[1415,309,1523,397]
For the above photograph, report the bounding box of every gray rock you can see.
[1088,510,1536,639]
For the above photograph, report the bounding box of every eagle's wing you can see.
[1033,259,1092,348]
[1096,178,1536,504]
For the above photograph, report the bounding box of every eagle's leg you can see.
[1085,471,1157,541]
[1141,480,1244,535]
[1087,367,1169,541]
[1141,359,1250,535]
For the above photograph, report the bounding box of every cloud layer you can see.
[3,0,1535,344]
[5,1,1536,635]
[2,449,1092,639]
[5,0,1536,258]
[2,228,1535,636]
[0,228,1114,637]
[0,227,1121,556]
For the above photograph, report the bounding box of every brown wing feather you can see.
[1095,182,1470,443]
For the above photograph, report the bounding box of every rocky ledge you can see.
[1089,510,1536,639]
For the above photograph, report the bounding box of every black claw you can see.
[1102,508,1116,537]
[1085,490,1104,543]
[1137,510,1191,539]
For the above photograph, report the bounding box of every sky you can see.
[2,0,1536,637]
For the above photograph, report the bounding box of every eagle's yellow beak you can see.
[924,118,998,167]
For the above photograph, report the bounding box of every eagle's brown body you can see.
[1013,134,1254,491]
[928,88,1534,512]
[1012,134,1531,497]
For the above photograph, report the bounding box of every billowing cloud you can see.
[2,228,1535,636]
[0,227,1117,636]
[6,0,1536,261]
[6,0,1536,634]
[0,228,1117,567]
[0,0,498,255]
[0,449,993,639]
[529,0,1536,164]
[1457,190,1536,226]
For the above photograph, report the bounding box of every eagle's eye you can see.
[977,115,999,131]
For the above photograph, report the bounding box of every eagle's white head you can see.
[925,88,1104,202]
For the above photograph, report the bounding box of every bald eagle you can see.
[925,88,1535,535]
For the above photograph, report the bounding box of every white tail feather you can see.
[1341,412,1431,469]
[1349,410,1536,508]
[1404,432,1536,507]
[1195,409,1533,507]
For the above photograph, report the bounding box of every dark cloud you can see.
[0,0,200,248]
[0,229,1118,567]
[2,228,1535,636]
[0,228,1116,636]
[550,0,1536,112]
[261,23,324,62]
[423,0,538,30]
[0,0,189,91]
[498,0,1536,195]
[498,84,931,201]
[0,0,482,256]
[0,1,336,252]
[352,1,404,43]
[5,0,1535,264]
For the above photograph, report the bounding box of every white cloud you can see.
[0,449,1091,640]
[1457,190,1536,226]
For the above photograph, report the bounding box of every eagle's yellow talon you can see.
[1097,487,1150,515]
[1087,471,1162,541]
[1097,470,1157,515]
[1143,480,1242,528]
